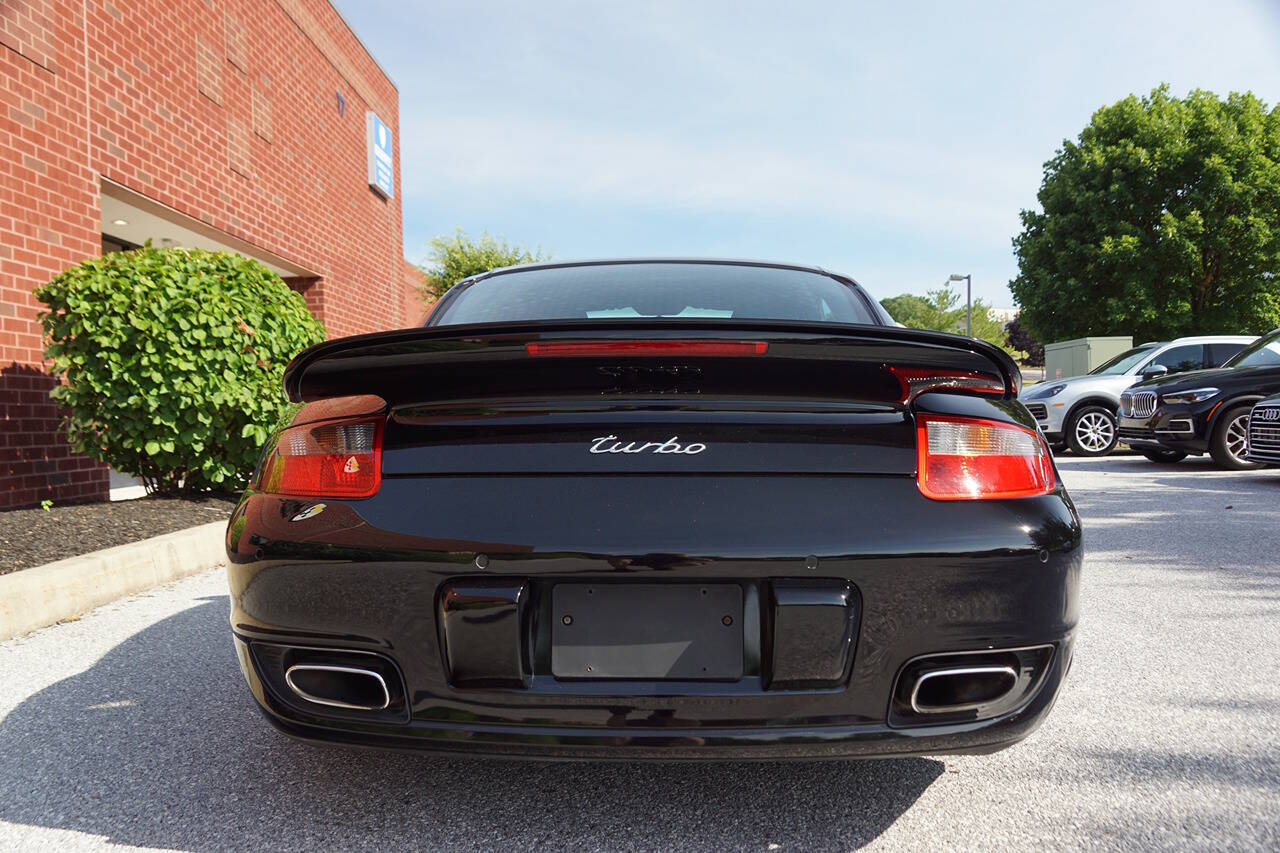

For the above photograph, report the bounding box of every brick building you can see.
[2,0,420,509]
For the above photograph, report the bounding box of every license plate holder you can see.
[551,583,743,680]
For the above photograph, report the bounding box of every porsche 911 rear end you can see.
[226,261,1081,760]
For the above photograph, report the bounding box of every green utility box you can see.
[1043,336,1133,381]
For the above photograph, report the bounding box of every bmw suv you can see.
[1018,336,1255,457]
[1119,329,1280,469]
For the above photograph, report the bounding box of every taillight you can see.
[887,367,1005,402]
[526,340,768,357]
[916,415,1055,500]
[259,419,383,498]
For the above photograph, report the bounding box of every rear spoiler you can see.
[282,319,1022,405]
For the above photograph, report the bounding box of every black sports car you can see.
[225,259,1081,760]
[1119,328,1280,469]
[1246,394,1280,465]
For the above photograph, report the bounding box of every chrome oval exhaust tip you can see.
[909,665,1018,714]
[284,664,391,711]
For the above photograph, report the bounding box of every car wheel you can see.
[1066,406,1117,457]
[1209,405,1264,470]
[1139,448,1187,464]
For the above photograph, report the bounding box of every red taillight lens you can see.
[917,415,1055,500]
[259,419,383,498]
[887,367,1005,402]
[525,340,768,357]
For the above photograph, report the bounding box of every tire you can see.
[1140,448,1187,464]
[1066,405,1118,457]
[1209,405,1264,470]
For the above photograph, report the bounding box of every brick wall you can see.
[1,0,405,508]
[403,259,429,327]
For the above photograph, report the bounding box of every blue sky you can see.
[335,0,1280,306]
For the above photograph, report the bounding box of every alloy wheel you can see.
[1225,414,1250,463]
[1075,411,1115,453]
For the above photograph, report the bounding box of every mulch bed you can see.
[0,494,237,576]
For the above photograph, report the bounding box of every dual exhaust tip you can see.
[245,642,408,721]
[283,661,1025,716]
[892,645,1055,725]
[908,665,1018,714]
[284,663,391,712]
[273,644,1050,724]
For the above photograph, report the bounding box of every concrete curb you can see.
[0,520,227,641]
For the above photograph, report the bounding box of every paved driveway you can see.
[1,456,1277,851]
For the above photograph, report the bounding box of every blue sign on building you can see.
[366,111,394,199]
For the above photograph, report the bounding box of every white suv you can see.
[1018,336,1256,456]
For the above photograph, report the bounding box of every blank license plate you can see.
[551,583,743,680]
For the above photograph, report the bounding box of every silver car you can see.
[1019,336,1255,456]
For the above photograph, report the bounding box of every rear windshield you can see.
[1224,331,1280,368]
[430,263,879,326]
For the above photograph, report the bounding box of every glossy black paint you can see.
[768,580,860,689]
[281,318,1023,405]
[1119,364,1280,455]
[226,260,1079,760]
[227,399,1080,758]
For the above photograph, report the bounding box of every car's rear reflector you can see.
[887,367,1005,402]
[259,418,383,498]
[525,340,768,357]
[916,415,1055,500]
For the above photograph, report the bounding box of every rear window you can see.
[430,263,879,326]
[1208,342,1248,365]
[1224,331,1280,368]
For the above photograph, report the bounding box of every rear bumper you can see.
[237,634,1073,760]
[225,475,1082,759]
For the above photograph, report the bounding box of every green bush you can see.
[36,246,325,494]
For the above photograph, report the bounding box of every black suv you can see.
[1119,328,1280,469]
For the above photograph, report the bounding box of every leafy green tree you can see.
[880,293,930,328]
[1011,86,1280,343]
[36,246,325,494]
[421,229,546,301]
[882,285,1011,352]
[968,299,1009,349]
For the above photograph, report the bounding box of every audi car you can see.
[225,259,1082,760]
[1017,336,1253,457]
[1118,328,1280,469]
[1246,395,1280,465]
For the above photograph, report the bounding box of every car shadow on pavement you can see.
[0,596,943,850]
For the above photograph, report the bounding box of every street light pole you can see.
[948,273,972,337]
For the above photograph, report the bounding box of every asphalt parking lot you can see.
[1,455,1277,851]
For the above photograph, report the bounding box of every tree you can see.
[968,298,1010,350]
[881,285,1013,353]
[1010,86,1280,343]
[1005,316,1045,366]
[880,293,930,327]
[420,229,546,301]
[36,246,325,494]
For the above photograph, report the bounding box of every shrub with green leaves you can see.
[36,246,325,494]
